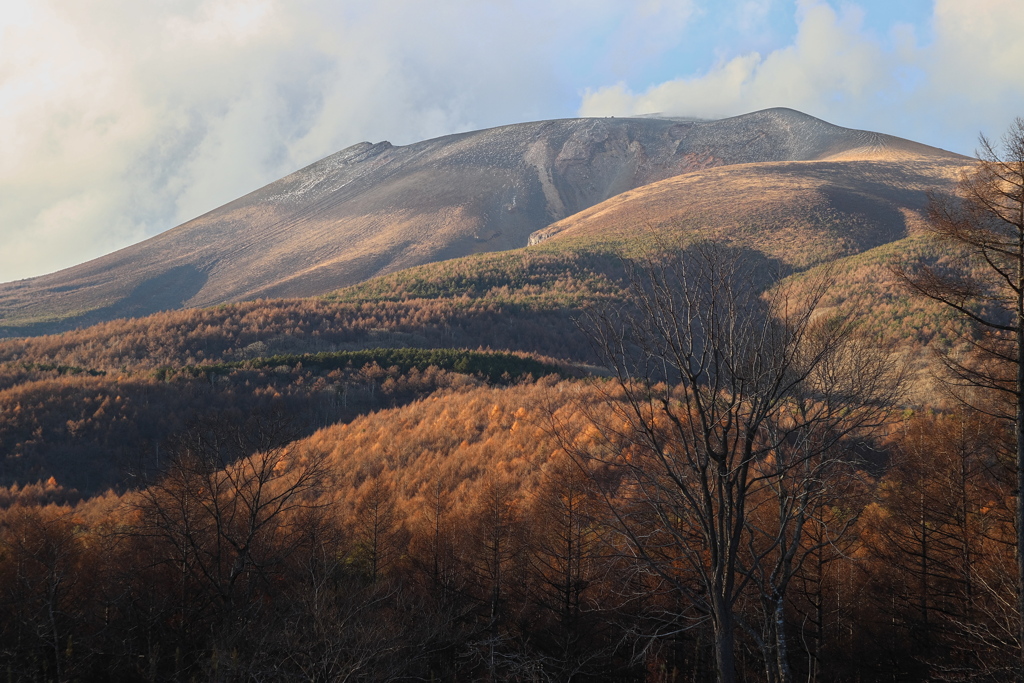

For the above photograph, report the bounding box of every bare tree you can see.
[351,474,404,582]
[464,474,528,682]
[0,508,85,683]
[571,242,900,683]
[134,411,329,671]
[866,411,1014,679]
[526,455,606,680]
[894,117,1024,682]
[278,508,425,682]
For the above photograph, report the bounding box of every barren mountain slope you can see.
[0,108,963,336]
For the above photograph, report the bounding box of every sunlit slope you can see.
[529,154,966,269]
[326,149,972,371]
[0,108,962,337]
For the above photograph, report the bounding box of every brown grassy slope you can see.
[0,108,962,337]
[529,154,966,270]
[322,151,973,381]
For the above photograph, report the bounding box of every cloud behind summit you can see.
[581,1,1024,156]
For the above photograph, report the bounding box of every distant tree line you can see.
[168,347,565,384]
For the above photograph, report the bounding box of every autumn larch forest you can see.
[3,108,1024,683]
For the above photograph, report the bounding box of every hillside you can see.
[0,107,976,493]
[0,108,963,337]
[0,232,973,495]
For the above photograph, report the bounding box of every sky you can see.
[2,0,1023,281]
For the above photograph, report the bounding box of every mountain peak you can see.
[0,111,965,337]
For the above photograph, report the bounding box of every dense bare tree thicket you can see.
[571,244,902,683]
[896,118,1024,682]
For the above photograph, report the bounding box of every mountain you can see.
[0,108,965,337]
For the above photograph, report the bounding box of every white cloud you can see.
[579,0,1024,156]
[732,0,779,36]
[580,1,890,120]
[916,0,1024,152]
[2,0,678,281]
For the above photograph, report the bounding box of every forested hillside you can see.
[0,253,1005,681]
[1,109,1011,682]
[0,230,971,495]
[0,377,1014,681]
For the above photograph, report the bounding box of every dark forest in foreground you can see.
[0,379,1015,682]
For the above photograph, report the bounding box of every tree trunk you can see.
[1016,250,1024,683]
[713,605,737,683]
[813,539,826,683]
[774,595,792,683]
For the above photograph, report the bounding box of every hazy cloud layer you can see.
[2,0,1021,281]
[1,0,698,280]
[580,0,1024,157]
